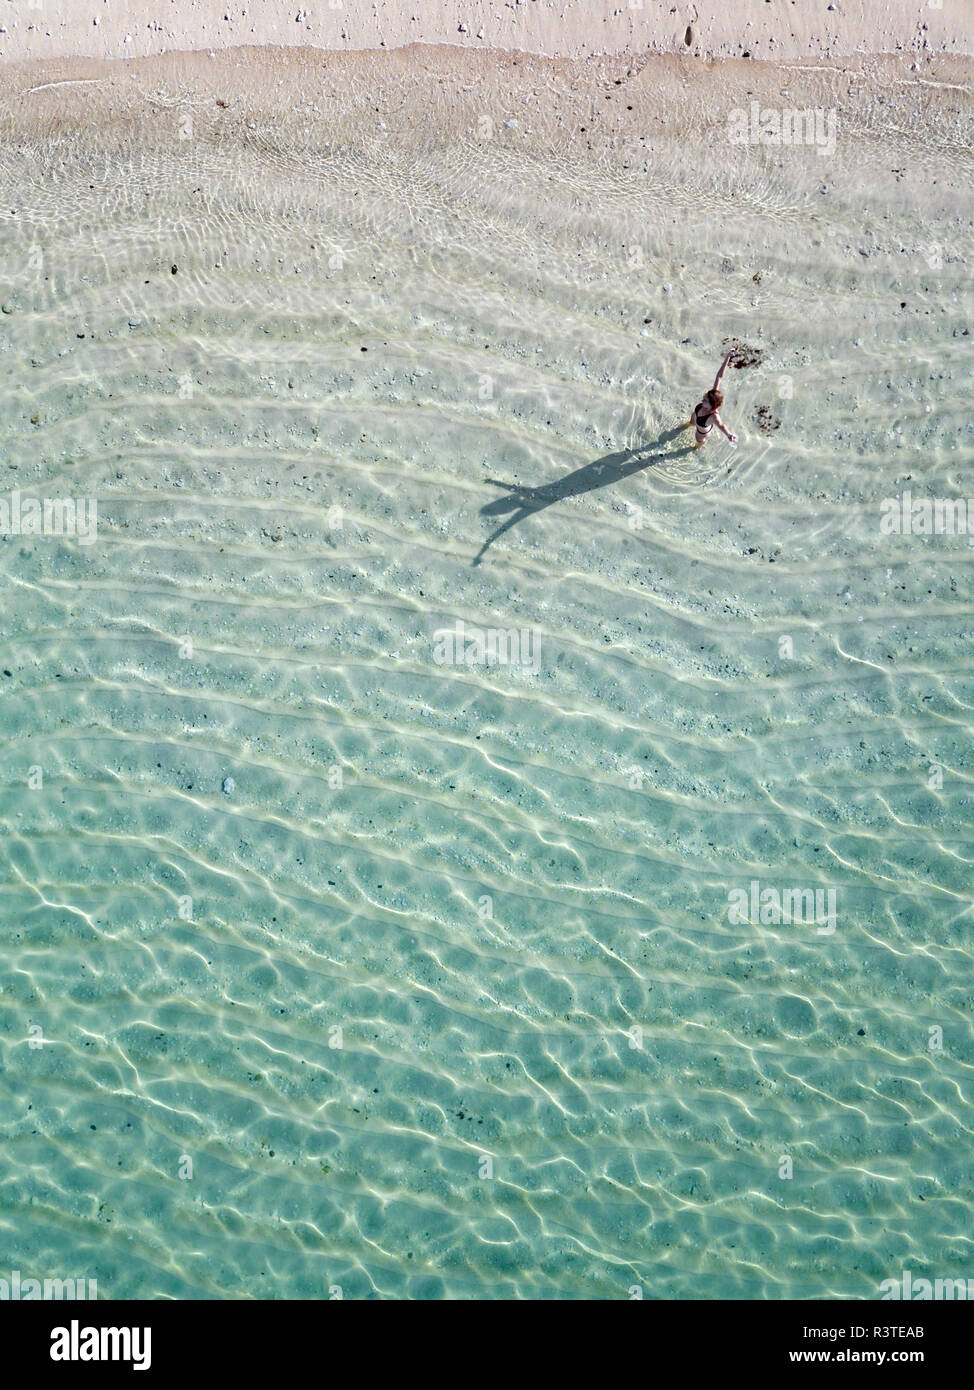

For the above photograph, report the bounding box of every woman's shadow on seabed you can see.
[472,425,694,566]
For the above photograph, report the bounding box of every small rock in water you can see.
[222,777,235,795]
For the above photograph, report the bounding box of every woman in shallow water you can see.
[689,351,739,446]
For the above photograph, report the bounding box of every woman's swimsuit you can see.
[694,402,715,436]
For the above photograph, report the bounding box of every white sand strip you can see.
[0,0,971,64]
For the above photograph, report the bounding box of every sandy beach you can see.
[1,0,971,64]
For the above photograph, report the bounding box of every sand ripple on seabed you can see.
[0,81,972,1300]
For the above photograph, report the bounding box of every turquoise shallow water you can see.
[0,58,972,1299]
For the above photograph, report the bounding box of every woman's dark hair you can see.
[708,388,724,409]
